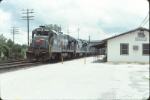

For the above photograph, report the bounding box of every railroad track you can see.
[1,59,30,67]
[0,56,91,74]
[0,59,42,73]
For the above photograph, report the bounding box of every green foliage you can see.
[22,44,27,49]
[21,44,27,58]
[0,34,7,43]
[45,24,61,32]
[7,39,14,48]
[11,44,22,59]
[0,34,27,61]
[21,48,26,58]
[0,34,9,60]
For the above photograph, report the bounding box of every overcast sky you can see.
[0,0,149,45]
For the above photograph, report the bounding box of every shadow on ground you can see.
[92,59,106,63]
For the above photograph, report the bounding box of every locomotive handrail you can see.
[49,36,54,57]
[46,40,50,54]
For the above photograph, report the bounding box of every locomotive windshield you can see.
[34,31,49,36]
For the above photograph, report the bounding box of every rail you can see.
[0,59,42,73]
[0,55,93,74]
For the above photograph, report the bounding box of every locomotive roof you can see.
[66,35,77,40]
[51,30,60,35]
[32,28,62,35]
[32,28,50,32]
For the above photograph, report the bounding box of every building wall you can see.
[107,30,149,62]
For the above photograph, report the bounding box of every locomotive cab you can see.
[27,26,52,61]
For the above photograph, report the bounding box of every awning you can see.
[90,42,106,49]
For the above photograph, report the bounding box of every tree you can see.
[0,34,27,60]
[0,34,7,44]
[12,44,22,59]
[0,34,9,60]
[45,24,53,30]
[7,39,14,48]
[45,24,61,32]
[21,48,26,58]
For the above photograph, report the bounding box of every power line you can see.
[22,9,34,47]
[141,17,149,27]
[139,12,149,27]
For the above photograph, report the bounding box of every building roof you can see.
[102,27,149,42]
[90,42,106,48]
[91,27,149,49]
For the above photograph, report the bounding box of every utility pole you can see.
[10,27,19,44]
[10,27,18,60]
[89,35,90,44]
[77,28,80,39]
[66,26,71,40]
[22,9,34,47]
[59,24,62,32]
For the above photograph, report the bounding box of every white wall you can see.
[107,30,149,62]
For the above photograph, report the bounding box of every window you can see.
[120,43,129,55]
[36,31,48,36]
[142,44,149,55]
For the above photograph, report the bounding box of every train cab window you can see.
[42,32,48,36]
[34,31,49,36]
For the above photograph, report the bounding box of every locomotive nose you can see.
[35,38,44,44]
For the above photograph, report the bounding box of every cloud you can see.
[0,9,12,40]
[0,0,149,45]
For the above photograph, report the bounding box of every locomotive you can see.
[26,26,93,61]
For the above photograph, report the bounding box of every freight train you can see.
[26,26,94,61]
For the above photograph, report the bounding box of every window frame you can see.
[120,43,129,55]
[142,43,149,55]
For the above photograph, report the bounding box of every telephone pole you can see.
[22,9,34,47]
[10,27,19,44]
[89,35,90,44]
[77,28,80,39]
[59,24,62,32]
[66,26,71,40]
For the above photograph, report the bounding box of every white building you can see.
[92,27,149,63]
